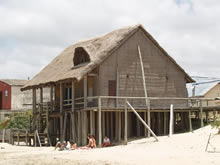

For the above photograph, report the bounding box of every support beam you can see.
[200,100,204,127]
[72,80,75,112]
[124,99,128,144]
[60,83,63,142]
[118,112,121,142]
[84,76,87,109]
[32,88,37,131]
[98,97,102,147]
[63,112,67,141]
[50,86,53,111]
[157,112,161,135]
[77,111,81,146]
[39,87,43,132]
[189,111,192,132]
[110,112,114,140]
[127,101,158,141]
[90,111,94,135]
[102,112,105,139]
[138,45,151,138]
[169,104,174,137]
[164,112,167,135]
[144,111,147,136]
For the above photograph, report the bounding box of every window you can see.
[5,90,8,97]
[73,47,90,66]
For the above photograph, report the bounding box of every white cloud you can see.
[0,0,220,79]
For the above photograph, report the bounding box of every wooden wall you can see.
[99,28,188,108]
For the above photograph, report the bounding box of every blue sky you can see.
[0,0,219,80]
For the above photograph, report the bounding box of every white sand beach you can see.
[1,125,220,165]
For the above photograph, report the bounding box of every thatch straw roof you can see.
[22,24,194,91]
[0,79,28,86]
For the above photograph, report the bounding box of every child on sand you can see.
[102,136,111,147]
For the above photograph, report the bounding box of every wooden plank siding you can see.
[99,29,188,109]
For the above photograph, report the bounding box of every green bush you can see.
[0,110,32,130]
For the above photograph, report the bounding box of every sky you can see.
[0,0,219,80]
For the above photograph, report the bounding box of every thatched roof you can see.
[22,24,194,91]
[0,79,28,86]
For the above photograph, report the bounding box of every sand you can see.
[1,125,220,165]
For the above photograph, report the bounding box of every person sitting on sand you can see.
[91,135,96,148]
[80,135,95,149]
[66,141,71,150]
[102,136,111,147]
[70,141,77,150]
[55,141,61,150]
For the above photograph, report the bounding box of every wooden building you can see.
[21,24,194,146]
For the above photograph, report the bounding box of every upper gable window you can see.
[73,47,90,67]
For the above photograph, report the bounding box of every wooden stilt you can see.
[102,112,105,138]
[200,100,204,127]
[63,112,67,141]
[106,112,110,138]
[77,111,81,146]
[98,97,102,147]
[110,112,114,140]
[90,111,94,135]
[144,111,147,136]
[115,112,119,141]
[32,88,37,131]
[164,112,167,135]
[137,114,141,136]
[124,99,128,144]
[158,112,161,135]
[118,111,121,142]
[60,83,63,142]
[206,111,209,124]
[189,111,192,132]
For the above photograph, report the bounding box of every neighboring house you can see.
[21,24,194,146]
[0,79,50,122]
[199,82,220,106]
[0,79,29,111]
[187,77,220,106]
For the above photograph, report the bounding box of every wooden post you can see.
[136,115,141,137]
[110,112,114,140]
[189,111,192,132]
[118,111,121,142]
[102,112,105,139]
[2,128,5,143]
[138,45,150,138]
[206,111,209,124]
[60,83,63,142]
[84,76,87,109]
[169,104,174,137]
[124,98,128,144]
[77,111,81,146]
[144,111,147,136]
[71,80,76,142]
[106,112,110,138]
[32,88,37,131]
[158,112,161,135]
[63,112,67,141]
[164,112,167,135]
[50,86,53,111]
[39,87,43,132]
[200,100,204,127]
[147,101,151,137]
[98,97,102,147]
[90,111,94,135]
